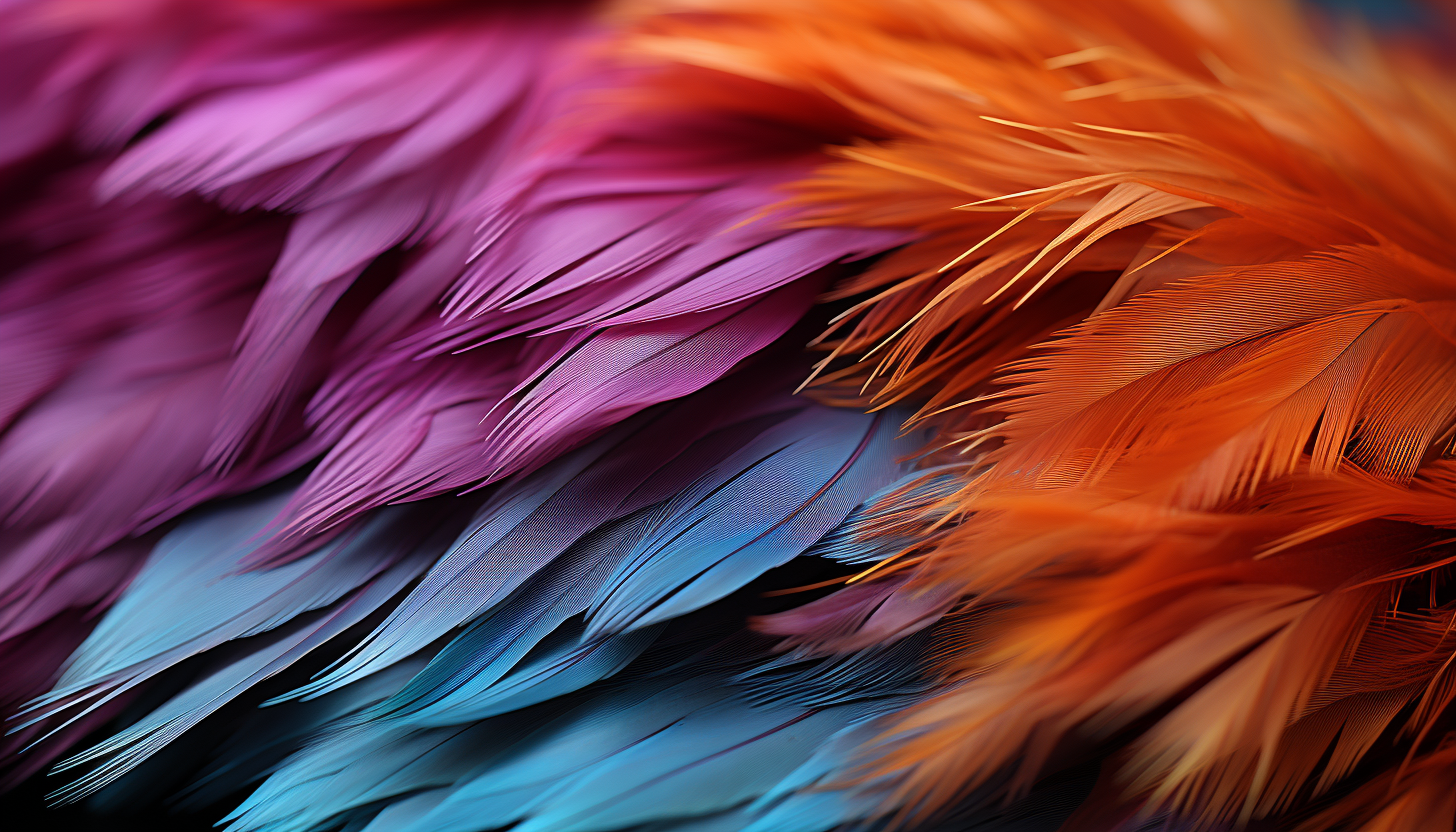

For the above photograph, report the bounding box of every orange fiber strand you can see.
[624,0,1456,828]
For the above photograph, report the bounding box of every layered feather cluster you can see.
[2,1,1455,832]
[630,0,1456,828]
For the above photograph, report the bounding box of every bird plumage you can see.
[2,1,1454,831]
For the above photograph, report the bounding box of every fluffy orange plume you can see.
[623,0,1456,828]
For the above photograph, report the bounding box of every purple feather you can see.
[0,0,918,817]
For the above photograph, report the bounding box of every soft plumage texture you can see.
[5,1,1456,831]
[30,372,943,832]
[622,0,1456,828]
[0,0,896,778]
[0,163,306,781]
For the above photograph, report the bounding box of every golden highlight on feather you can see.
[621,0,1456,828]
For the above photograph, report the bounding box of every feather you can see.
[175,658,434,813]
[223,667,886,832]
[801,470,964,566]
[584,404,911,636]
[615,0,1456,826]
[0,0,900,767]
[31,374,920,826]
[281,371,817,698]
[15,484,469,800]
[368,509,665,727]
[10,1,1456,831]
[0,177,309,687]
[93,4,589,471]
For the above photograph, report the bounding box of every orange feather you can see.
[622,0,1456,827]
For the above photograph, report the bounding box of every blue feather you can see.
[36,383,944,832]
[16,487,459,799]
[48,554,426,802]
[802,469,965,566]
[370,508,662,726]
[586,409,915,637]
[287,389,811,700]
[176,658,433,811]
[227,666,889,832]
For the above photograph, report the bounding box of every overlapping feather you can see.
[28,373,931,831]
[0,0,898,777]
[621,0,1456,827]
[4,1,1455,831]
